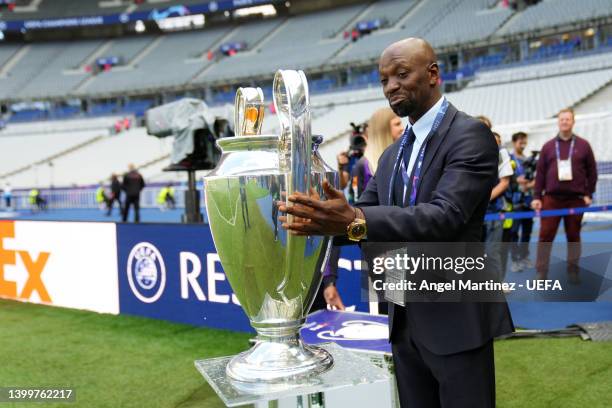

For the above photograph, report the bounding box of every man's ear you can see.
[428,62,440,86]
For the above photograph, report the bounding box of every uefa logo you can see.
[127,242,166,303]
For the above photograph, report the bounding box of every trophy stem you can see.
[226,320,333,388]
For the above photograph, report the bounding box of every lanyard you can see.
[387,98,449,206]
[555,135,574,162]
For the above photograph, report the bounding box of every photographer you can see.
[336,122,368,202]
[316,122,368,312]
[507,132,538,271]
[351,108,402,200]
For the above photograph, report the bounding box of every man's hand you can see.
[278,180,355,236]
[531,199,542,211]
[324,285,345,311]
[583,196,592,206]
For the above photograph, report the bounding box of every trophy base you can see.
[195,342,390,406]
[226,336,333,391]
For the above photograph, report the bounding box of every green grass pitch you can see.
[0,299,610,407]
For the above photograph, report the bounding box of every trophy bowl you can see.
[204,70,336,389]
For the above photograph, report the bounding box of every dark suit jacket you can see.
[357,102,514,355]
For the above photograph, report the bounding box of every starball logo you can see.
[0,221,51,302]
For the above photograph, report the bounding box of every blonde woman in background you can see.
[350,107,403,200]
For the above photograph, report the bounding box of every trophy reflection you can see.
[204,70,337,390]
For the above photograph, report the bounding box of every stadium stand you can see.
[2,0,612,190]
[469,49,612,86]
[422,0,514,47]
[79,27,233,95]
[95,36,158,68]
[18,40,103,99]
[0,129,108,179]
[6,127,173,187]
[447,68,612,124]
[497,0,612,36]
[575,81,612,113]
[355,0,418,27]
[198,4,367,83]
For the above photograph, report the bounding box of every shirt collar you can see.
[409,96,445,143]
[556,133,575,142]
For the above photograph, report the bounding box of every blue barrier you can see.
[485,205,611,221]
[116,223,367,332]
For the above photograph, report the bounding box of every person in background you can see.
[480,119,513,280]
[107,173,122,216]
[122,164,145,223]
[29,188,46,212]
[350,107,402,200]
[3,182,12,209]
[507,132,535,271]
[532,108,597,280]
[95,182,108,211]
[336,122,368,194]
[157,184,176,210]
[157,186,169,211]
[476,115,492,129]
[164,184,175,209]
[317,122,368,311]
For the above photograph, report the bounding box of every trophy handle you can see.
[234,87,265,137]
[273,70,313,295]
[273,69,312,201]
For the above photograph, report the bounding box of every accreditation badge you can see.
[558,159,573,181]
[383,248,407,307]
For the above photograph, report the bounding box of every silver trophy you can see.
[204,70,336,391]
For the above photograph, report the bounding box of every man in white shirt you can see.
[483,130,514,279]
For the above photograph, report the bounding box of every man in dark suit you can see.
[279,38,514,407]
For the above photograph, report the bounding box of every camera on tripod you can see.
[145,98,233,172]
[144,98,234,223]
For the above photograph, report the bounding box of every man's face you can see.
[558,112,575,133]
[513,137,527,153]
[379,49,437,118]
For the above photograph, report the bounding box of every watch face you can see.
[352,224,365,236]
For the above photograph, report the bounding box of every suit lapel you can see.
[416,103,458,184]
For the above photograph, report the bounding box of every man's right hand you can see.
[531,199,542,211]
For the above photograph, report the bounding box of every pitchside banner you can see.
[0,220,119,314]
[116,223,367,332]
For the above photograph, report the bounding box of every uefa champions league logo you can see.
[127,242,166,303]
[316,320,388,341]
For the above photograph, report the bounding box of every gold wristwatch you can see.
[347,209,367,242]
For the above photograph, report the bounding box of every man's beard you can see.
[389,99,414,118]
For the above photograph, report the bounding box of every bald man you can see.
[279,38,513,407]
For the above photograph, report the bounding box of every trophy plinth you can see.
[195,343,390,406]
[204,70,337,389]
